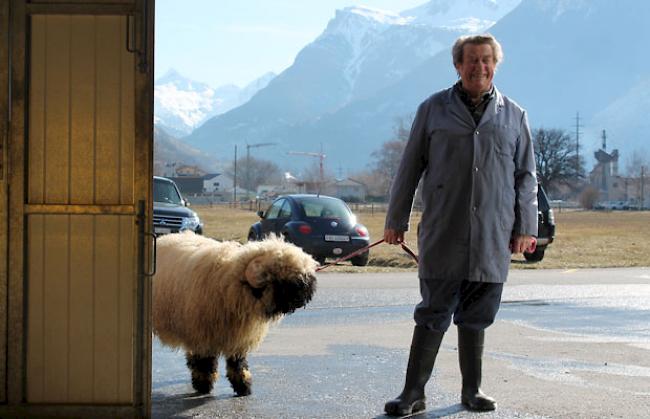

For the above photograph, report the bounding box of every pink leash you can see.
[316,235,535,272]
[316,239,419,272]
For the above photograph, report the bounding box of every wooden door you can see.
[2,1,154,417]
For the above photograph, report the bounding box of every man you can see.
[383,34,537,416]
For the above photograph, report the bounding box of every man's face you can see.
[455,43,496,98]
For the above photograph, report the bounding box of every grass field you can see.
[193,204,650,272]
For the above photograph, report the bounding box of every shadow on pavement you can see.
[372,403,465,418]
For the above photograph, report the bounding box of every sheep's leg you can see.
[226,355,252,396]
[185,352,218,394]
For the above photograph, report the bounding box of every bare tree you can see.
[533,128,585,193]
[225,156,282,193]
[369,116,412,197]
[624,149,649,205]
[350,169,386,198]
[579,186,600,209]
[625,149,650,177]
[301,160,335,185]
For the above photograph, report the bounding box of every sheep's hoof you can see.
[234,385,252,397]
[231,375,252,397]
[227,356,252,397]
[186,353,218,394]
[192,372,216,394]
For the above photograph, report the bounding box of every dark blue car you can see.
[248,194,371,266]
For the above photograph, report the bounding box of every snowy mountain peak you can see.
[318,6,400,88]
[323,7,393,40]
[402,0,521,29]
[345,6,412,25]
[156,68,212,91]
[154,70,275,137]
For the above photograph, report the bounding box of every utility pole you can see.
[245,142,276,199]
[574,112,583,176]
[233,145,237,203]
[642,165,646,210]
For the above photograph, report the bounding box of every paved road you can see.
[152,267,650,418]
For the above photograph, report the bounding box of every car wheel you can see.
[524,247,545,262]
[247,231,257,242]
[351,251,369,267]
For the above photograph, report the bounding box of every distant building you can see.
[622,175,649,208]
[175,164,205,177]
[255,173,304,198]
[589,144,649,208]
[159,162,206,178]
[202,173,221,193]
[169,176,204,195]
[589,147,625,202]
[333,178,367,201]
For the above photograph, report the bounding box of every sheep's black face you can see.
[268,273,317,316]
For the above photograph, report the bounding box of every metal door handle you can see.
[125,0,149,73]
[143,231,156,276]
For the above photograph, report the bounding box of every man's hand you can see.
[510,234,536,254]
[384,228,405,245]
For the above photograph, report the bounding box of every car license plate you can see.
[155,227,172,235]
[325,234,350,242]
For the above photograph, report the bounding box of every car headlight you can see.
[180,214,201,231]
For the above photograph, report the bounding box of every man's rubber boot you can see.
[384,326,444,416]
[458,327,497,411]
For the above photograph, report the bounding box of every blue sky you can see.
[155,0,427,87]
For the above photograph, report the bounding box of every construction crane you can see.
[288,150,327,191]
[245,142,276,195]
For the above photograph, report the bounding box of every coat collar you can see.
[445,85,505,129]
[478,86,505,128]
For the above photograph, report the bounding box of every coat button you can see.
[472,206,477,211]
[474,167,479,172]
[475,130,479,135]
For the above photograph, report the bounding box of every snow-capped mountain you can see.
[187,0,520,165]
[154,69,275,137]
[291,0,650,170]
[402,0,521,29]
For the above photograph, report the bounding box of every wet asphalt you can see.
[152,267,650,418]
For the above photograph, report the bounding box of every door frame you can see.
[1,0,154,416]
[0,0,10,404]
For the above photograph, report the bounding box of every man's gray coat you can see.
[385,86,538,283]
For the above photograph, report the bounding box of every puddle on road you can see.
[490,351,650,380]
[497,299,650,343]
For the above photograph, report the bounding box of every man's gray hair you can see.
[452,34,503,67]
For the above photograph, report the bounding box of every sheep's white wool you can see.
[153,232,317,356]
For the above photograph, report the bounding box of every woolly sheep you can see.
[153,232,317,396]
